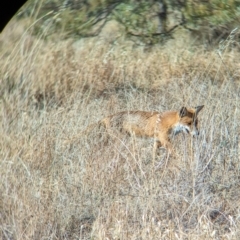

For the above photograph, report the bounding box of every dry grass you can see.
[1,20,240,240]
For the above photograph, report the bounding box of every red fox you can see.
[82,105,204,154]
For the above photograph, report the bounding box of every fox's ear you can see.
[195,105,204,115]
[179,107,187,118]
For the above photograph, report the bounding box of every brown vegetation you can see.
[1,20,240,239]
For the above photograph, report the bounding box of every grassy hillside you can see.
[1,19,240,239]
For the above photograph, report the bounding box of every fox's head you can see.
[173,105,204,136]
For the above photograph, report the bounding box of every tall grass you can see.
[1,20,240,239]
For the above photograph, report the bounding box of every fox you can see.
[79,105,204,155]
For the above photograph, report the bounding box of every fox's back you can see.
[101,111,161,136]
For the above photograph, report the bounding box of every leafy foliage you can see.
[18,0,240,44]
[184,0,240,25]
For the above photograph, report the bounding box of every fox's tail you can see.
[63,120,105,145]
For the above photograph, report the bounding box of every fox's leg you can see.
[153,140,161,152]
[152,140,158,167]
[152,134,173,172]
[157,133,173,155]
[152,140,172,157]
[152,138,172,169]
[152,140,159,161]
